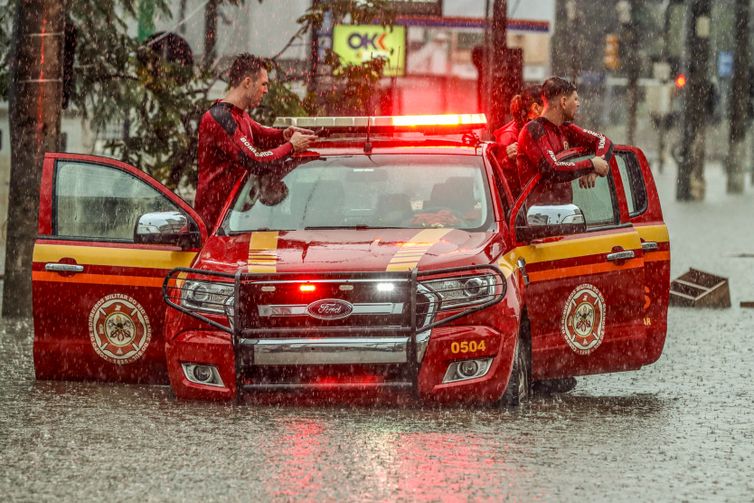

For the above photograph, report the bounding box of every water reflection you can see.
[1,304,752,501]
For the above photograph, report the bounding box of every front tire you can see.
[501,331,531,407]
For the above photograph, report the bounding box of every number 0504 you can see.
[450,340,486,354]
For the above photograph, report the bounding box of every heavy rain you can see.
[1,0,753,501]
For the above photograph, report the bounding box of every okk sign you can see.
[332,25,406,77]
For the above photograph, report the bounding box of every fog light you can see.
[192,365,213,383]
[458,359,480,378]
[181,363,225,387]
[442,358,492,383]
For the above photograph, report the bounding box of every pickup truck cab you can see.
[32,114,670,405]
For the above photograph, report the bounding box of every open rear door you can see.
[33,153,207,383]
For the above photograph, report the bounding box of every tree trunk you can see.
[204,0,218,70]
[677,0,711,201]
[725,0,750,194]
[3,0,64,318]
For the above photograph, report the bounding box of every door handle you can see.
[606,250,635,262]
[641,241,659,251]
[45,263,84,273]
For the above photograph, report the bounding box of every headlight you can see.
[420,273,502,311]
[182,281,234,314]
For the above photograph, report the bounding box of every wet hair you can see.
[510,85,543,128]
[228,53,271,87]
[541,76,577,103]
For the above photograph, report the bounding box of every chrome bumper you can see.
[242,332,430,366]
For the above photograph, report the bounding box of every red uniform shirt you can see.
[517,117,612,195]
[195,101,293,227]
[493,119,523,196]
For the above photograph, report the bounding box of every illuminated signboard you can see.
[388,0,442,16]
[332,25,406,77]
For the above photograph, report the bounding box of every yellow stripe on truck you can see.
[32,243,196,269]
[386,228,453,272]
[501,229,645,284]
[504,230,640,266]
[634,224,670,243]
[248,231,279,273]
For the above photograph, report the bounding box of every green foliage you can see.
[0,0,395,190]
[305,54,387,116]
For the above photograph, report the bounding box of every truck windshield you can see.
[222,155,493,232]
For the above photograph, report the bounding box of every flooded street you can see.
[1,164,753,501]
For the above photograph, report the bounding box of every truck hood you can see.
[192,228,503,274]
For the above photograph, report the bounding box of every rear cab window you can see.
[614,151,648,217]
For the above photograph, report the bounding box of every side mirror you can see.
[516,204,587,241]
[134,211,201,249]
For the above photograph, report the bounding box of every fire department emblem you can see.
[88,294,152,365]
[561,283,606,355]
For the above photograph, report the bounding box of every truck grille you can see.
[236,272,429,337]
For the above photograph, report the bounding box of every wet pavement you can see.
[1,163,753,501]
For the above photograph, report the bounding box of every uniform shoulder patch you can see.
[209,102,238,136]
[527,119,546,141]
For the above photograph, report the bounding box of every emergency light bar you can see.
[273,114,487,134]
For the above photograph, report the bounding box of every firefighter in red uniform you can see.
[493,85,543,197]
[517,77,612,204]
[195,53,316,227]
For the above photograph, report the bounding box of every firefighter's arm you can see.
[563,123,614,160]
[520,127,595,183]
[209,106,293,165]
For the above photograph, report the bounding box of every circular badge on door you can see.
[88,293,152,365]
[561,283,606,355]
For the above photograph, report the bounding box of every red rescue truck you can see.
[32,114,670,405]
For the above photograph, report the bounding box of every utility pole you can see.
[677,0,711,201]
[3,0,64,318]
[725,0,750,194]
[618,0,639,146]
[488,0,508,133]
[565,0,580,83]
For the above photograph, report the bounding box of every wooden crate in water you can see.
[669,268,731,308]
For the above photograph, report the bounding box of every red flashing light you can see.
[299,284,316,293]
[675,74,687,89]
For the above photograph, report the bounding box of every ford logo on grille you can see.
[306,298,354,320]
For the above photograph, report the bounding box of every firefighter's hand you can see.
[579,173,598,189]
[283,126,315,140]
[591,156,609,176]
[506,142,518,161]
[289,131,317,152]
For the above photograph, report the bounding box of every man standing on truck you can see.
[517,77,613,204]
[195,53,317,227]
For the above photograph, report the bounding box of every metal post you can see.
[677,0,712,201]
[725,0,750,193]
[619,0,639,146]
[488,0,508,133]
